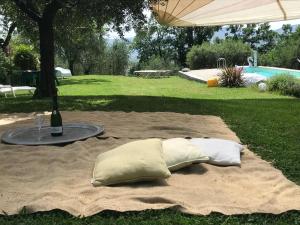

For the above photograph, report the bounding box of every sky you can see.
[269,19,300,30]
[106,17,300,39]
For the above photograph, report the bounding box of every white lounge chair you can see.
[55,67,72,78]
[0,85,36,98]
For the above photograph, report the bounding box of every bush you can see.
[0,51,10,84]
[267,74,300,97]
[186,42,217,69]
[287,83,300,97]
[186,40,251,69]
[219,67,244,87]
[139,55,179,71]
[13,44,38,70]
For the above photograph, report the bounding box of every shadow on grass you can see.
[1,94,298,114]
[0,208,299,225]
[59,78,112,86]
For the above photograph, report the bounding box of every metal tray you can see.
[1,123,104,146]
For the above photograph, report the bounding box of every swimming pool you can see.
[243,66,300,78]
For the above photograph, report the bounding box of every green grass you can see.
[0,75,299,225]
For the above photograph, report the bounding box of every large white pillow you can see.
[92,139,171,186]
[162,138,209,171]
[190,138,244,166]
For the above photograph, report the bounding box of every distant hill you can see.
[211,27,228,41]
[275,24,298,34]
[211,24,299,41]
[105,37,134,46]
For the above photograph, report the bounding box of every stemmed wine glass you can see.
[34,113,45,141]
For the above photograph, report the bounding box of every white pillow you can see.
[162,138,209,171]
[190,138,244,166]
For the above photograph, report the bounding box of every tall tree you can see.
[225,25,243,40]
[256,23,278,53]
[80,33,106,75]
[12,0,64,97]
[132,17,175,65]
[226,23,278,53]
[133,17,219,67]
[55,14,99,75]
[0,0,146,97]
[280,24,293,40]
[107,40,129,75]
[172,26,219,66]
[226,24,257,48]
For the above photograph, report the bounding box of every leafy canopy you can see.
[0,0,147,46]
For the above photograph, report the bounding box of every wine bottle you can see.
[51,95,63,136]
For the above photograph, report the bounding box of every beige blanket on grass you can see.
[0,111,299,216]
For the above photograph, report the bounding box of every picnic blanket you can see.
[0,111,299,216]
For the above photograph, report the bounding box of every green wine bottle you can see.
[51,95,63,136]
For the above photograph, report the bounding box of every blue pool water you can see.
[243,66,300,78]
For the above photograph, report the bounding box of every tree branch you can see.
[2,22,17,49]
[13,0,41,22]
[57,0,79,8]
[42,0,64,22]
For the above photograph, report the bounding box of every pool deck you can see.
[179,66,300,84]
[179,68,267,85]
[179,69,221,83]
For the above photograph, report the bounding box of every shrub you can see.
[218,40,252,67]
[186,40,251,69]
[186,42,217,69]
[219,67,244,87]
[267,74,300,97]
[139,55,179,71]
[267,74,296,93]
[13,44,38,70]
[287,83,300,98]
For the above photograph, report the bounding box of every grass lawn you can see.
[0,75,299,225]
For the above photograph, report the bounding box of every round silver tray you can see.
[1,123,104,146]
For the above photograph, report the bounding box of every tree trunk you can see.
[68,59,75,75]
[186,27,194,48]
[37,20,57,98]
[177,43,186,67]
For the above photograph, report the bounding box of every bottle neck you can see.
[52,96,58,110]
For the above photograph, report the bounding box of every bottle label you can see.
[51,126,63,133]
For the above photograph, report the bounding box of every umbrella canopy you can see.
[151,0,300,26]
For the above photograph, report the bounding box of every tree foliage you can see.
[106,40,129,75]
[132,17,219,68]
[260,26,300,69]
[225,23,278,53]
[13,44,38,70]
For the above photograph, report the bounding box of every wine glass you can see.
[34,113,45,141]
